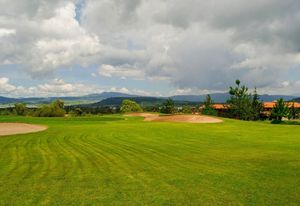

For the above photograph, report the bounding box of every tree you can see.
[34,99,66,117]
[288,102,299,120]
[182,105,192,114]
[143,105,160,113]
[227,80,252,120]
[271,98,289,122]
[50,99,66,117]
[14,103,27,116]
[160,98,175,114]
[69,108,83,117]
[202,95,217,116]
[52,99,64,109]
[251,88,263,121]
[0,108,12,116]
[120,99,143,113]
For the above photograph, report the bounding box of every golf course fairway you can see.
[0,115,299,205]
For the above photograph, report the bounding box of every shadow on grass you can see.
[271,120,300,125]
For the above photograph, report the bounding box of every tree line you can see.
[0,80,299,122]
[202,80,299,123]
[0,100,66,117]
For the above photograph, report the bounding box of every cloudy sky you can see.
[1,0,300,97]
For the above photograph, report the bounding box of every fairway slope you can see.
[0,123,47,136]
[1,116,300,205]
[127,113,222,123]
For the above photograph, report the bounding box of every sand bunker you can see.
[0,123,47,136]
[126,113,222,123]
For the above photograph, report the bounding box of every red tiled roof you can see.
[200,102,300,110]
[199,104,228,110]
[212,104,228,109]
[263,102,300,109]
[263,102,276,109]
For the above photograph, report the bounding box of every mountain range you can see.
[90,96,200,107]
[171,93,298,103]
[0,92,298,106]
[0,92,137,105]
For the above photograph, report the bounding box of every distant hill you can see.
[91,97,165,107]
[171,93,230,103]
[80,92,137,101]
[89,96,200,107]
[259,94,297,102]
[58,92,137,104]
[171,93,297,103]
[0,92,137,105]
[0,96,18,104]
[0,91,298,106]
[294,97,300,103]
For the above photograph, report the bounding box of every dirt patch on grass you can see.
[126,113,222,123]
[0,123,47,136]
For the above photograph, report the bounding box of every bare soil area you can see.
[0,123,47,136]
[126,113,222,123]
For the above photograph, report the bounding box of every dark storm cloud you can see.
[0,0,300,94]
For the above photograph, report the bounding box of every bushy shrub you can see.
[0,108,12,116]
[182,106,192,114]
[142,105,160,113]
[160,98,175,114]
[34,100,66,117]
[69,108,84,117]
[14,103,27,116]
[120,100,143,113]
[271,98,289,122]
[271,119,282,124]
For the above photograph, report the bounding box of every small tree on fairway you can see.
[227,80,252,120]
[160,98,175,114]
[271,98,289,122]
[202,95,217,116]
[120,99,143,113]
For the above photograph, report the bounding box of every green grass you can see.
[279,120,300,125]
[0,115,299,205]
